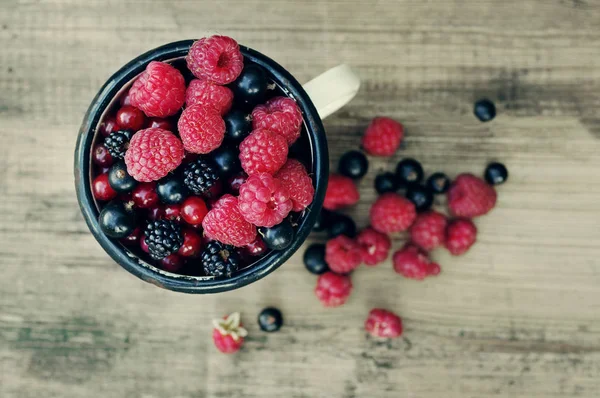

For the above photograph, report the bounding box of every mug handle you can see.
[302,64,360,119]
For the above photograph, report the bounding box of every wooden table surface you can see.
[1,1,600,397]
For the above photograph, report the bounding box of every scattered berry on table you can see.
[426,172,451,194]
[224,109,252,143]
[180,196,208,225]
[338,150,369,179]
[447,173,497,218]
[315,272,353,307]
[396,158,424,186]
[177,228,203,257]
[405,184,434,212]
[98,200,136,238]
[146,117,174,131]
[116,105,146,131]
[160,254,184,272]
[104,130,134,160]
[259,220,295,251]
[108,161,138,193]
[258,307,283,333]
[323,174,360,210]
[392,243,441,280]
[474,98,496,122]
[370,193,416,234]
[183,157,220,197]
[202,194,257,247]
[374,172,398,194]
[129,61,186,118]
[361,117,404,157]
[163,204,181,221]
[187,35,244,85]
[227,173,247,195]
[409,211,447,251]
[124,128,185,182]
[92,173,118,201]
[252,96,303,145]
[210,145,242,177]
[178,104,225,154]
[484,162,508,185]
[274,159,315,212]
[365,308,403,338]
[445,218,477,256]
[326,212,357,239]
[231,64,269,108]
[92,144,113,167]
[356,227,391,266]
[212,312,247,354]
[243,236,268,257]
[303,243,329,275]
[185,78,233,115]
[325,235,363,274]
[144,220,184,260]
[99,116,119,137]
[156,174,189,205]
[131,182,159,208]
[238,173,293,227]
[239,128,288,175]
[201,240,241,277]
[121,227,141,246]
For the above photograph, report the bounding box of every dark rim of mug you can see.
[74,40,329,294]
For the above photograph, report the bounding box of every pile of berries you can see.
[91,35,315,277]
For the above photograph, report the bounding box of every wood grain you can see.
[1,0,600,397]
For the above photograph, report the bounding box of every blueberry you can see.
[396,158,424,186]
[338,150,369,179]
[474,98,496,122]
[210,146,241,177]
[108,161,137,193]
[484,162,508,185]
[224,109,252,143]
[231,64,268,108]
[375,172,399,194]
[405,185,434,212]
[326,212,357,238]
[303,244,329,275]
[259,220,295,251]
[426,172,451,194]
[98,200,135,238]
[312,209,331,232]
[157,174,189,204]
[258,307,283,333]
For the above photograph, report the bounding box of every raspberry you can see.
[186,35,244,85]
[369,193,416,234]
[356,228,391,266]
[202,194,257,247]
[239,128,288,175]
[323,174,360,210]
[392,243,441,280]
[409,211,447,251]
[124,128,184,182]
[238,173,293,227]
[178,104,225,154]
[315,272,353,307]
[361,117,404,157]
[365,309,403,338]
[274,159,314,212]
[212,312,247,354]
[186,78,233,115]
[129,61,186,118]
[447,173,497,218]
[252,97,303,145]
[445,218,477,255]
[325,235,363,274]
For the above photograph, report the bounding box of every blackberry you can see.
[183,158,220,196]
[201,241,240,277]
[104,130,133,159]
[144,220,183,260]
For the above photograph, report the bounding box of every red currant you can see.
[181,197,208,225]
[92,145,113,167]
[227,173,247,195]
[244,237,268,257]
[147,117,174,131]
[178,228,203,257]
[116,105,146,131]
[121,227,141,246]
[120,90,132,106]
[92,173,117,201]
[160,254,184,272]
[164,204,181,220]
[140,235,150,253]
[132,182,159,208]
[100,116,119,137]
[148,206,164,221]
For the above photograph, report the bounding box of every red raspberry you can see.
[356,228,391,266]
[315,272,353,307]
[178,104,225,154]
[124,128,184,182]
[445,218,477,255]
[325,235,363,274]
[323,174,360,210]
[369,193,416,234]
[252,97,303,145]
[447,173,497,218]
[186,78,234,115]
[409,211,447,251]
[239,128,288,175]
[274,159,314,212]
[129,61,186,118]
[238,173,293,227]
[212,312,247,354]
[361,117,404,157]
[202,194,257,247]
[392,243,441,280]
[365,309,403,338]
[186,35,244,85]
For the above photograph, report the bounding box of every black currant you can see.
[98,200,135,238]
[108,161,137,193]
[375,172,399,194]
[405,184,434,212]
[474,98,496,122]
[484,162,508,185]
[259,220,295,251]
[258,307,283,333]
[303,244,329,275]
[157,174,189,204]
[396,158,424,186]
[230,64,268,108]
[223,109,252,143]
[426,172,451,194]
[338,150,369,179]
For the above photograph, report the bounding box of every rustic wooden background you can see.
[1,0,600,397]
